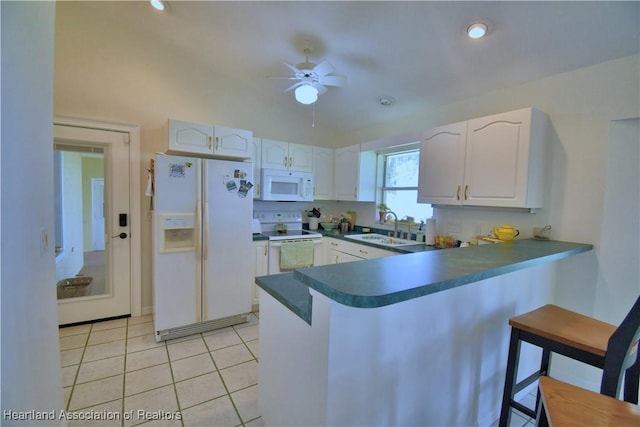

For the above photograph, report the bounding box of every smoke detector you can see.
[377,96,395,106]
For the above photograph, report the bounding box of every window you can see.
[380,148,432,222]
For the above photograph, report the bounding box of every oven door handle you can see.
[269,239,322,247]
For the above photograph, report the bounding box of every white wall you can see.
[1,1,63,424]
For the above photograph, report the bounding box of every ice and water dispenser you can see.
[158,214,196,252]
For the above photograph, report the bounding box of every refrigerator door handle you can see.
[203,202,210,260]
[195,201,202,260]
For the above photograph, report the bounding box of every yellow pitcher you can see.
[494,224,520,241]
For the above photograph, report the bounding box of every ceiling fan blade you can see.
[269,76,300,80]
[312,61,334,76]
[284,82,303,92]
[318,75,346,87]
[311,83,328,95]
[283,62,300,74]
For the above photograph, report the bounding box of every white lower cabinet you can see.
[324,237,396,264]
[252,240,269,309]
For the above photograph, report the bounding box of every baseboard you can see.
[141,305,153,316]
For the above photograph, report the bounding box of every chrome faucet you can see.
[387,210,399,237]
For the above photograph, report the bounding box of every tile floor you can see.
[60,312,535,427]
[59,313,263,427]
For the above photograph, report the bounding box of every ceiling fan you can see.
[272,48,347,104]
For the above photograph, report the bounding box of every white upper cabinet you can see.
[312,146,334,200]
[418,108,548,209]
[334,145,376,201]
[418,121,467,205]
[167,119,252,159]
[261,139,313,172]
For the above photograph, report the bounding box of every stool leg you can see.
[624,351,639,404]
[534,348,551,417]
[500,328,521,427]
[535,396,549,427]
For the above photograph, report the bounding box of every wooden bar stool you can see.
[536,375,640,427]
[498,295,640,427]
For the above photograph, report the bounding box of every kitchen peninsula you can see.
[256,239,592,426]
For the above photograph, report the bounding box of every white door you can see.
[55,125,131,325]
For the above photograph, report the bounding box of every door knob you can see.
[112,232,128,239]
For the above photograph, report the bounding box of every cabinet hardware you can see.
[283,157,287,167]
[456,185,461,200]
[331,242,338,246]
[359,250,368,255]
[264,245,267,256]
[464,185,469,200]
[208,135,213,150]
[215,137,219,151]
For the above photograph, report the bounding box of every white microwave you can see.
[260,168,314,201]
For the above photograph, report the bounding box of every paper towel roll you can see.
[425,218,436,245]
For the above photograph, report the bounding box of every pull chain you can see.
[312,101,316,128]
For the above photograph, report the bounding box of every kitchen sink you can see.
[344,233,418,247]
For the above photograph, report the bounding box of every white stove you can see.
[253,210,322,241]
[253,210,323,274]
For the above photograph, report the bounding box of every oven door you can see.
[268,238,323,275]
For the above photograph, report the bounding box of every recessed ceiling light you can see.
[150,0,166,11]
[467,22,488,39]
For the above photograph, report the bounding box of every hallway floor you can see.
[59,313,262,426]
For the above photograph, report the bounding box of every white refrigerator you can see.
[152,154,253,341]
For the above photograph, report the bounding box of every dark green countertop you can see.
[256,239,592,323]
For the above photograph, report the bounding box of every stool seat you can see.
[509,304,616,357]
[499,296,640,427]
[537,376,640,427]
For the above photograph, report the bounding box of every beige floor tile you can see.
[128,334,165,354]
[219,360,258,393]
[202,330,242,351]
[126,347,168,372]
[91,318,128,331]
[59,324,92,337]
[61,348,84,367]
[231,384,260,423]
[83,340,126,363]
[60,334,89,351]
[68,374,123,411]
[170,353,216,382]
[244,417,265,427]
[127,322,154,338]
[167,337,207,361]
[76,355,125,384]
[88,327,127,346]
[211,344,254,369]
[128,314,153,326]
[125,363,172,396]
[62,364,79,388]
[123,385,178,427]
[235,324,259,342]
[175,372,226,409]
[246,339,259,359]
[180,395,240,427]
[67,398,123,427]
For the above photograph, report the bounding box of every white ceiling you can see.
[72,1,639,133]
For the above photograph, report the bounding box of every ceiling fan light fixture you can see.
[467,22,488,39]
[150,0,166,11]
[295,84,318,104]
[377,96,395,106]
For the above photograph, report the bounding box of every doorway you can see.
[54,124,133,325]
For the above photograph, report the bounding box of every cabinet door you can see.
[261,139,289,170]
[252,138,262,199]
[252,241,269,307]
[289,143,313,172]
[418,122,466,205]
[168,119,213,155]
[313,146,334,200]
[464,109,532,207]
[334,146,360,200]
[213,126,252,159]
